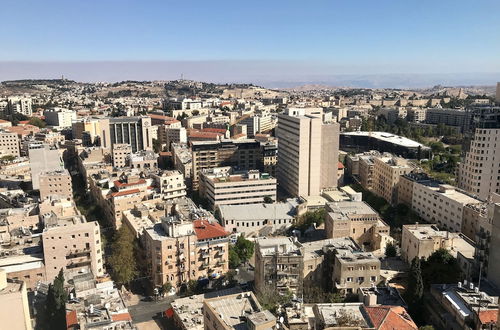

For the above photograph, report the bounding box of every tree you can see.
[152,138,161,153]
[28,117,46,128]
[162,281,173,294]
[192,110,200,116]
[406,257,424,303]
[385,242,397,258]
[228,246,241,269]
[263,196,273,204]
[39,268,67,329]
[109,225,137,285]
[234,235,254,263]
[421,249,461,288]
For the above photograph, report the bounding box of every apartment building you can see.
[401,224,475,265]
[7,96,32,116]
[240,111,274,137]
[0,270,32,330]
[487,203,500,289]
[358,154,375,190]
[203,292,277,330]
[43,107,77,128]
[254,237,304,296]
[406,108,428,123]
[260,142,277,177]
[190,139,261,189]
[38,169,73,200]
[458,108,500,200]
[397,172,422,207]
[72,117,111,148]
[109,116,153,153]
[332,248,381,295]
[324,201,391,251]
[41,213,104,282]
[171,143,192,185]
[112,143,131,168]
[143,215,228,289]
[150,170,186,199]
[89,171,155,228]
[199,167,277,210]
[28,145,64,190]
[129,150,158,169]
[276,108,339,197]
[411,180,482,232]
[372,155,413,204]
[0,130,20,157]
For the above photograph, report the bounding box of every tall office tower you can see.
[109,116,153,153]
[458,107,500,200]
[276,108,340,197]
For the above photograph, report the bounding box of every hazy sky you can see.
[1,0,500,86]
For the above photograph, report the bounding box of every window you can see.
[346,277,353,282]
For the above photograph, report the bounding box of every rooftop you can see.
[218,202,296,221]
[257,237,303,257]
[341,131,430,149]
[193,219,228,241]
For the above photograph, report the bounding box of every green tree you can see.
[28,117,46,128]
[407,257,424,303]
[109,225,137,285]
[385,242,397,258]
[39,268,67,329]
[162,281,173,294]
[152,138,161,153]
[234,235,254,263]
[228,245,241,269]
[421,249,461,288]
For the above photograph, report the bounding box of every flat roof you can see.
[218,202,296,221]
[342,131,429,149]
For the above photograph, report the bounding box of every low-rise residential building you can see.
[112,144,131,168]
[199,167,277,210]
[65,276,134,330]
[401,224,475,265]
[0,130,20,157]
[218,200,297,236]
[429,283,498,330]
[38,169,73,200]
[372,155,414,204]
[324,201,391,251]
[43,107,77,128]
[203,291,277,330]
[411,180,483,232]
[0,270,32,330]
[332,247,381,295]
[255,237,304,296]
[41,213,104,282]
[150,170,186,199]
[143,211,228,290]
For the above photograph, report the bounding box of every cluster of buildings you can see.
[0,79,499,329]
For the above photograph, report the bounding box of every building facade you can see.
[276,108,339,197]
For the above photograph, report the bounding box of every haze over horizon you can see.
[1,0,500,88]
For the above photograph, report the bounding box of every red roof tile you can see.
[111,312,132,322]
[114,179,146,188]
[66,310,78,329]
[202,128,227,134]
[366,306,417,330]
[188,131,223,139]
[193,219,228,240]
[111,188,140,197]
[338,162,345,169]
[479,310,498,325]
